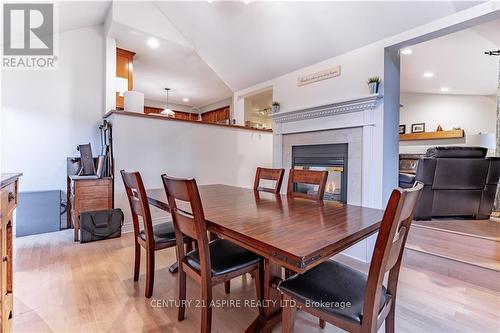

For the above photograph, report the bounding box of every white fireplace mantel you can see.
[272,93,384,208]
[271,93,384,263]
[270,94,382,124]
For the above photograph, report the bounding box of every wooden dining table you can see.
[147,184,384,333]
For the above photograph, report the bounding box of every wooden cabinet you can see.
[0,173,21,333]
[68,177,112,242]
[144,106,164,114]
[144,106,199,120]
[173,111,198,120]
[116,48,135,109]
[201,106,230,123]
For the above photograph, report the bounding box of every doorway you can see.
[243,89,273,130]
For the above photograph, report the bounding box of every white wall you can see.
[400,93,496,154]
[1,25,105,191]
[108,113,273,228]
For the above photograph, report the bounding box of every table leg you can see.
[246,258,282,333]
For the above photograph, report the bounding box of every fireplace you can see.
[291,143,348,203]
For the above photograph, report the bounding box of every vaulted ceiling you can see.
[155,1,484,91]
[113,26,233,107]
[54,1,490,101]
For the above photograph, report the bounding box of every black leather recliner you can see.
[413,147,500,220]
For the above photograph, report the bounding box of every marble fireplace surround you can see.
[271,94,382,208]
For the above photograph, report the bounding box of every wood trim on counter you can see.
[103,110,273,133]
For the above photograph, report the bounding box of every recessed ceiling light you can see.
[423,72,434,78]
[440,87,450,92]
[401,49,413,55]
[147,37,159,49]
[183,98,189,102]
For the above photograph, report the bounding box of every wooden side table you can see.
[67,177,113,241]
[0,173,22,333]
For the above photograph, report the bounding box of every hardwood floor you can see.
[13,230,500,332]
[405,219,500,291]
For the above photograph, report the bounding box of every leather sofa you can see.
[413,147,499,220]
[399,154,423,188]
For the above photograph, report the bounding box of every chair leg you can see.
[282,294,296,333]
[178,268,187,321]
[385,304,395,333]
[133,242,140,282]
[201,282,213,333]
[319,318,326,329]
[145,249,155,298]
[224,281,231,294]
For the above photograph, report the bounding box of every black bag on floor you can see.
[79,209,123,243]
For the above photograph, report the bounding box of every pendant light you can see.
[161,88,175,116]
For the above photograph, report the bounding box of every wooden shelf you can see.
[400,129,464,141]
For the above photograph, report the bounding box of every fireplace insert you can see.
[291,143,348,203]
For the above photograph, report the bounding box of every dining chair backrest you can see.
[120,170,154,245]
[361,182,424,332]
[286,169,328,200]
[254,167,285,194]
[161,175,212,278]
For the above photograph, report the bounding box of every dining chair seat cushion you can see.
[139,221,179,245]
[185,239,261,276]
[279,260,388,325]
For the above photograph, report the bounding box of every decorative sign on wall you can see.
[297,65,341,86]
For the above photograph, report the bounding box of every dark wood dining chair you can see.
[286,168,328,200]
[284,168,329,280]
[161,174,264,333]
[120,170,191,298]
[279,183,424,333]
[254,167,285,194]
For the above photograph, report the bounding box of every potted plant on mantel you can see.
[367,76,381,94]
[272,101,280,113]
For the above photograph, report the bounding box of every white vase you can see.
[368,82,379,94]
[272,106,280,113]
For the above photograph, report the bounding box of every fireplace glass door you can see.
[292,144,348,203]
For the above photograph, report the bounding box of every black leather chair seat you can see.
[139,221,184,246]
[185,239,261,277]
[279,260,387,325]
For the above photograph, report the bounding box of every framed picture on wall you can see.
[411,123,425,133]
[399,125,406,134]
